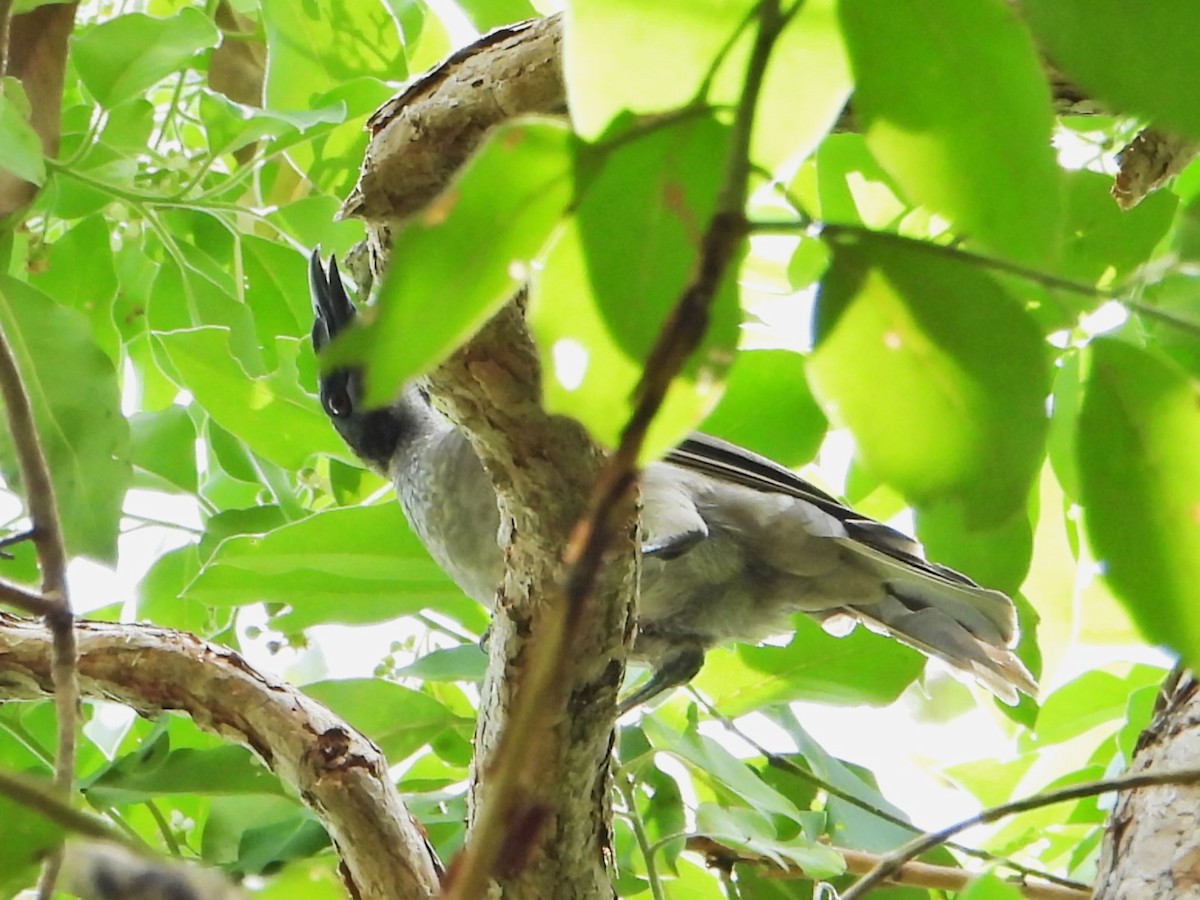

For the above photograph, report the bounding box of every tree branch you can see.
[686,836,1088,899]
[0,298,78,900]
[0,613,442,900]
[841,766,1200,899]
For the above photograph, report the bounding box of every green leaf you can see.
[698,348,826,467]
[766,708,918,851]
[27,214,120,361]
[961,872,1023,900]
[838,0,1061,264]
[129,406,198,493]
[154,328,342,470]
[1077,338,1200,664]
[916,502,1033,596]
[809,232,1049,525]
[184,503,483,631]
[692,615,924,713]
[262,0,408,110]
[456,0,537,31]
[533,115,739,456]
[72,8,220,108]
[0,80,45,185]
[1023,2,1200,140]
[304,679,470,761]
[693,804,844,878]
[1056,169,1177,286]
[202,795,327,872]
[568,0,849,171]
[83,742,283,806]
[566,0,753,140]
[0,276,131,562]
[1033,666,1164,747]
[395,645,487,682]
[135,544,217,635]
[643,717,806,822]
[0,774,63,897]
[328,119,574,406]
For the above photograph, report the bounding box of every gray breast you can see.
[392,428,504,607]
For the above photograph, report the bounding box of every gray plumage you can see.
[310,252,1037,710]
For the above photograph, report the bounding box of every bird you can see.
[309,251,1037,712]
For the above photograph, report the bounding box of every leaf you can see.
[261,0,408,110]
[766,708,918,851]
[129,406,198,493]
[327,119,574,406]
[0,79,45,185]
[0,276,131,562]
[456,0,537,31]
[567,0,850,170]
[915,502,1033,596]
[154,328,342,471]
[1077,338,1200,665]
[83,742,283,806]
[643,717,806,822]
[1033,666,1164,747]
[809,232,1049,525]
[0,774,63,897]
[698,348,827,467]
[304,679,471,761]
[1023,1,1200,140]
[838,0,1061,264]
[27,214,120,361]
[692,615,924,714]
[72,8,220,108]
[395,645,487,682]
[693,804,844,878]
[1055,169,1177,286]
[185,503,484,631]
[532,115,739,456]
[566,0,753,140]
[961,873,1023,900]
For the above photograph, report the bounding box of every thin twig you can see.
[618,775,666,900]
[0,321,78,900]
[841,766,1200,899]
[687,836,1088,899]
[0,769,127,844]
[0,575,57,616]
[696,695,1092,893]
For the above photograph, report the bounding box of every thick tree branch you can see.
[0,614,442,900]
[347,15,630,900]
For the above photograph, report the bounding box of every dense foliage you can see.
[0,0,1197,896]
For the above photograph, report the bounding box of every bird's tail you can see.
[833,540,1037,704]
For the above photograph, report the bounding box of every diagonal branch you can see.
[841,766,1200,899]
[0,613,442,900]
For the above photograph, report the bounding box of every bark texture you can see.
[0,614,442,900]
[1095,673,1200,900]
[343,13,635,899]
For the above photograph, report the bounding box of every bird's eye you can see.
[324,391,352,418]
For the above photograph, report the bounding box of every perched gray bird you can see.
[310,251,1037,711]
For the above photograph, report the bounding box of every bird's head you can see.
[309,250,405,472]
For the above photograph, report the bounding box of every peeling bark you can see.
[0,614,442,900]
[1095,673,1200,900]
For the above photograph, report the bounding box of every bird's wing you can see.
[665,433,976,589]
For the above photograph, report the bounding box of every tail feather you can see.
[836,539,1037,703]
